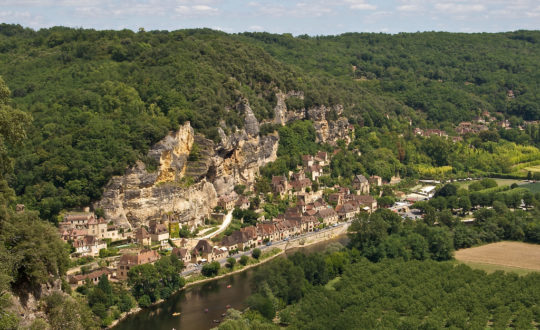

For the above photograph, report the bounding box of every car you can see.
[266,242,272,246]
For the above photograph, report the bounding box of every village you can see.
[61,144,439,287]
[59,109,534,288]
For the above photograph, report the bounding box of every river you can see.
[114,235,349,330]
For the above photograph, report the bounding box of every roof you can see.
[119,249,159,266]
[317,208,337,218]
[135,227,150,239]
[70,268,112,282]
[354,175,368,183]
[194,239,214,254]
[172,247,189,258]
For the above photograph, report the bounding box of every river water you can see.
[114,235,349,330]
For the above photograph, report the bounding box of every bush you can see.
[252,248,261,259]
[138,295,151,308]
[239,255,249,266]
[201,261,220,277]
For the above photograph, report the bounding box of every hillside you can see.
[0,25,540,222]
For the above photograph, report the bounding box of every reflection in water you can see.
[114,236,349,330]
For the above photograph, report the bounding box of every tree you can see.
[252,248,262,259]
[201,261,220,277]
[128,264,161,302]
[247,294,275,320]
[226,257,236,269]
[458,196,471,214]
[239,255,249,266]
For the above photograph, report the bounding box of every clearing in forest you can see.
[455,241,540,273]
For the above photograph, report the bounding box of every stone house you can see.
[235,196,251,210]
[171,247,192,264]
[116,249,160,280]
[317,208,339,225]
[69,268,113,286]
[352,175,370,194]
[134,227,151,246]
[218,195,236,211]
[72,235,107,256]
[302,155,314,167]
[149,221,170,245]
[336,203,359,221]
[369,175,382,187]
[272,175,290,196]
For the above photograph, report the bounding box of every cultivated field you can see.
[455,241,540,274]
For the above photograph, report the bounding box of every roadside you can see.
[200,210,233,239]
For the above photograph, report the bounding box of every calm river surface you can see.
[114,235,349,330]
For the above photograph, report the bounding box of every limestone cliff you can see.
[95,103,278,229]
[273,91,352,144]
[96,93,349,229]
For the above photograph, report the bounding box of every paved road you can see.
[181,221,351,277]
[200,210,233,239]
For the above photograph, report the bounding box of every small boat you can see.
[225,305,231,309]
[226,285,232,288]
[213,320,220,324]
[221,313,226,317]
[204,308,209,313]
[172,312,181,317]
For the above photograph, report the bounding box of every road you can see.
[200,210,233,239]
[181,220,351,277]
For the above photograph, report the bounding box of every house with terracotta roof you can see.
[87,217,108,239]
[307,164,324,181]
[257,223,279,243]
[291,178,312,193]
[329,193,345,206]
[116,249,160,280]
[302,155,314,167]
[59,212,96,230]
[315,151,329,166]
[60,228,88,242]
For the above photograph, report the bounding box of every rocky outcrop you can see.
[273,91,352,144]
[96,93,350,229]
[95,101,279,229]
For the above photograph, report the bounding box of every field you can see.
[456,178,524,189]
[522,182,540,193]
[455,241,540,274]
[524,165,540,172]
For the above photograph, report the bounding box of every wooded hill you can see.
[0,24,539,221]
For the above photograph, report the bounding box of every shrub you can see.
[252,248,261,259]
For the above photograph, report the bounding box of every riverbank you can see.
[110,223,350,329]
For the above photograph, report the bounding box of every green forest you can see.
[218,206,540,329]
[0,25,539,221]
